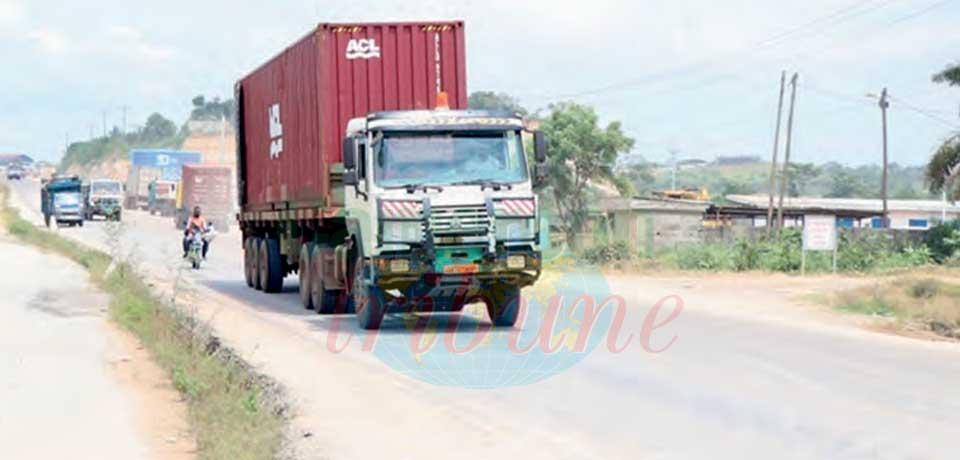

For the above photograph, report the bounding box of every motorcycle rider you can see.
[182,206,210,259]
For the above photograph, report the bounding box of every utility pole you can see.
[102,110,108,138]
[879,88,890,228]
[669,149,679,190]
[777,73,799,232]
[120,105,129,134]
[766,71,787,234]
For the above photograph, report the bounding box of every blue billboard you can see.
[129,149,202,181]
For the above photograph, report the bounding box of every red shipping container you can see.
[236,21,467,212]
[180,165,233,229]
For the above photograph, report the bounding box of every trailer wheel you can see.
[259,238,284,293]
[298,243,314,309]
[310,245,339,314]
[353,259,385,330]
[484,285,521,327]
[244,238,257,288]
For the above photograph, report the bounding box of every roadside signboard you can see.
[801,214,838,274]
[803,214,837,251]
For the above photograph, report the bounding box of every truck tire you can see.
[353,259,385,330]
[484,285,521,327]
[259,238,284,293]
[298,243,314,309]
[310,245,339,314]
[244,238,257,288]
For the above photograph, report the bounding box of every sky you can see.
[0,0,958,165]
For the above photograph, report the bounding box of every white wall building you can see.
[726,195,960,231]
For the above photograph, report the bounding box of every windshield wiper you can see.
[450,180,514,191]
[403,184,444,194]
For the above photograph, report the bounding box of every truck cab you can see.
[41,175,84,228]
[339,108,548,329]
[85,179,124,221]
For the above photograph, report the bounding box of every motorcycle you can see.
[186,224,216,270]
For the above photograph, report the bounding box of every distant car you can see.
[6,166,24,180]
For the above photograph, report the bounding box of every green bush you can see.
[662,228,927,274]
[924,221,960,263]
[580,241,633,265]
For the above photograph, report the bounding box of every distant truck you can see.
[125,149,201,211]
[84,179,124,221]
[6,165,24,180]
[236,21,547,329]
[174,165,232,232]
[147,180,178,216]
[41,175,84,227]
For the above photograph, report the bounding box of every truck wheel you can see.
[484,285,521,327]
[78,220,84,227]
[353,259,385,330]
[310,245,339,314]
[259,238,284,293]
[244,238,257,288]
[298,243,314,309]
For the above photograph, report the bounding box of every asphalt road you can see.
[9,178,960,460]
[0,231,148,459]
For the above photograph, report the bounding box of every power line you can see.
[543,0,900,101]
[888,0,957,25]
[888,95,960,129]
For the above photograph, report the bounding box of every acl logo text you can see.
[346,38,381,60]
[269,103,283,159]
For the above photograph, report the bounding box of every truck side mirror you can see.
[343,137,357,170]
[533,163,548,188]
[343,170,359,186]
[534,131,548,164]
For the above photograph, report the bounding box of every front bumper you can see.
[56,212,82,222]
[373,246,542,288]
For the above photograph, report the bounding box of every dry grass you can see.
[1,186,286,460]
[833,269,960,339]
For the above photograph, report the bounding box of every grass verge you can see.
[831,272,960,340]
[1,186,286,460]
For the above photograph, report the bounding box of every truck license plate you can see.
[443,264,479,274]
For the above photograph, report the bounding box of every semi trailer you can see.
[125,149,201,210]
[175,164,232,232]
[236,21,547,330]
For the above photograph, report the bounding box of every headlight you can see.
[495,218,536,241]
[381,221,423,243]
[389,259,410,273]
[506,255,526,269]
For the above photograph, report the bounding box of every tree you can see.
[540,102,634,249]
[933,62,960,86]
[623,162,655,195]
[926,63,960,198]
[825,171,873,198]
[468,91,528,116]
[926,135,960,198]
[787,162,820,197]
[190,94,237,124]
[142,113,177,142]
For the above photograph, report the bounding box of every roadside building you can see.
[585,197,710,255]
[723,195,960,231]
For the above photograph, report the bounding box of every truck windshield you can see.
[92,182,121,194]
[374,130,528,188]
[54,193,81,205]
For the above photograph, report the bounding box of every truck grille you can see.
[430,205,490,238]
